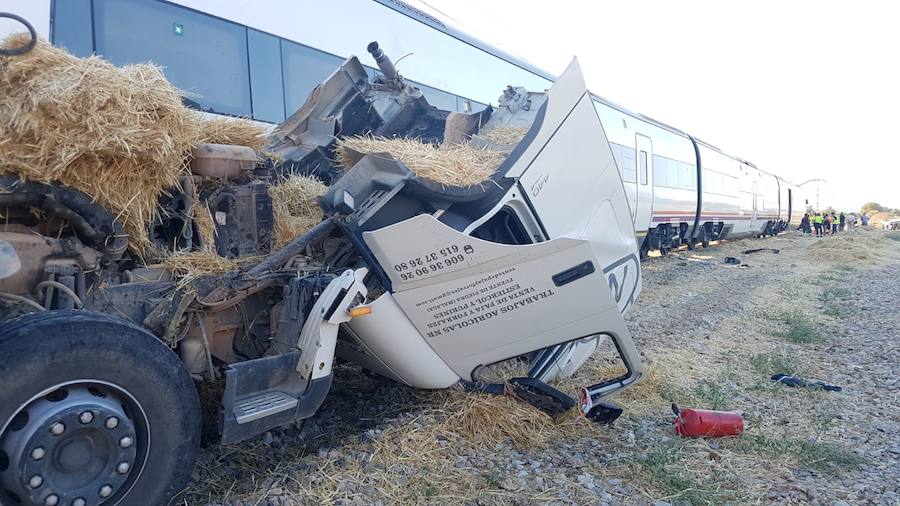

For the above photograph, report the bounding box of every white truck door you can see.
[360,59,641,379]
[363,216,632,380]
[633,134,654,231]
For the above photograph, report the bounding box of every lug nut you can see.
[44,494,59,506]
[99,484,113,497]
[72,499,86,506]
[79,411,94,424]
[28,474,43,488]
[119,436,133,448]
[31,447,46,461]
[49,422,65,435]
[105,416,119,430]
[117,461,130,474]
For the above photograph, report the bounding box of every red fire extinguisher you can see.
[672,404,744,437]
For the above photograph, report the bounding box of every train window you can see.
[609,144,629,182]
[653,155,667,187]
[282,41,343,114]
[248,30,286,123]
[469,100,489,113]
[621,147,637,183]
[415,82,459,112]
[52,0,93,57]
[639,150,648,185]
[93,0,252,116]
[681,162,694,190]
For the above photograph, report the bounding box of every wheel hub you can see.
[1,384,145,506]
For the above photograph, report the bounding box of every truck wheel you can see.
[0,310,200,506]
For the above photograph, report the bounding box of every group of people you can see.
[798,211,867,237]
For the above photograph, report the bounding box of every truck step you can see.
[221,351,334,444]
[233,391,298,424]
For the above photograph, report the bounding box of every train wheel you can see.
[0,311,200,506]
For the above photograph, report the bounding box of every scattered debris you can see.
[771,373,842,392]
[744,248,780,254]
[724,256,741,265]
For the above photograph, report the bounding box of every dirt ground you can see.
[181,228,900,506]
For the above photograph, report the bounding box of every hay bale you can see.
[0,35,190,252]
[479,125,529,145]
[268,175,327,247]
[0,35,266,255]
[336,136,506,187]
[193,116,266,153]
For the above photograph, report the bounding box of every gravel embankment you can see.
[182,230,900,505]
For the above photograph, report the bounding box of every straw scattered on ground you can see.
[336,136,506,187]
[806,227,898,263]
[0,35,265,254]
[268,175,327,248]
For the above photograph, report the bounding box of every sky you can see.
[407,0,900,211]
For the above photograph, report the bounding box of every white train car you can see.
[593,99,699,255]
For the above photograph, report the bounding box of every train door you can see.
[634,134,653,230]
[750,181,759,231]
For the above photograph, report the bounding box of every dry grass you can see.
[0,35,265,254]
[268,175,327,247]
[336,136,506,187]
[478,125,529,145]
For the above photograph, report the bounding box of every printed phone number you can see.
[393,245,473,281]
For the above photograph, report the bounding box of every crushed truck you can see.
[0,31,643,505]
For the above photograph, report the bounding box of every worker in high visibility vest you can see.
[831,213,839,234]
[813,213,824,237]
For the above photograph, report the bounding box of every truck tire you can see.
[0,310,200,506]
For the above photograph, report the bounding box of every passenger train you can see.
[1,0,806,256]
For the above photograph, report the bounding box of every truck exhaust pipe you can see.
[366,41,398,81]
